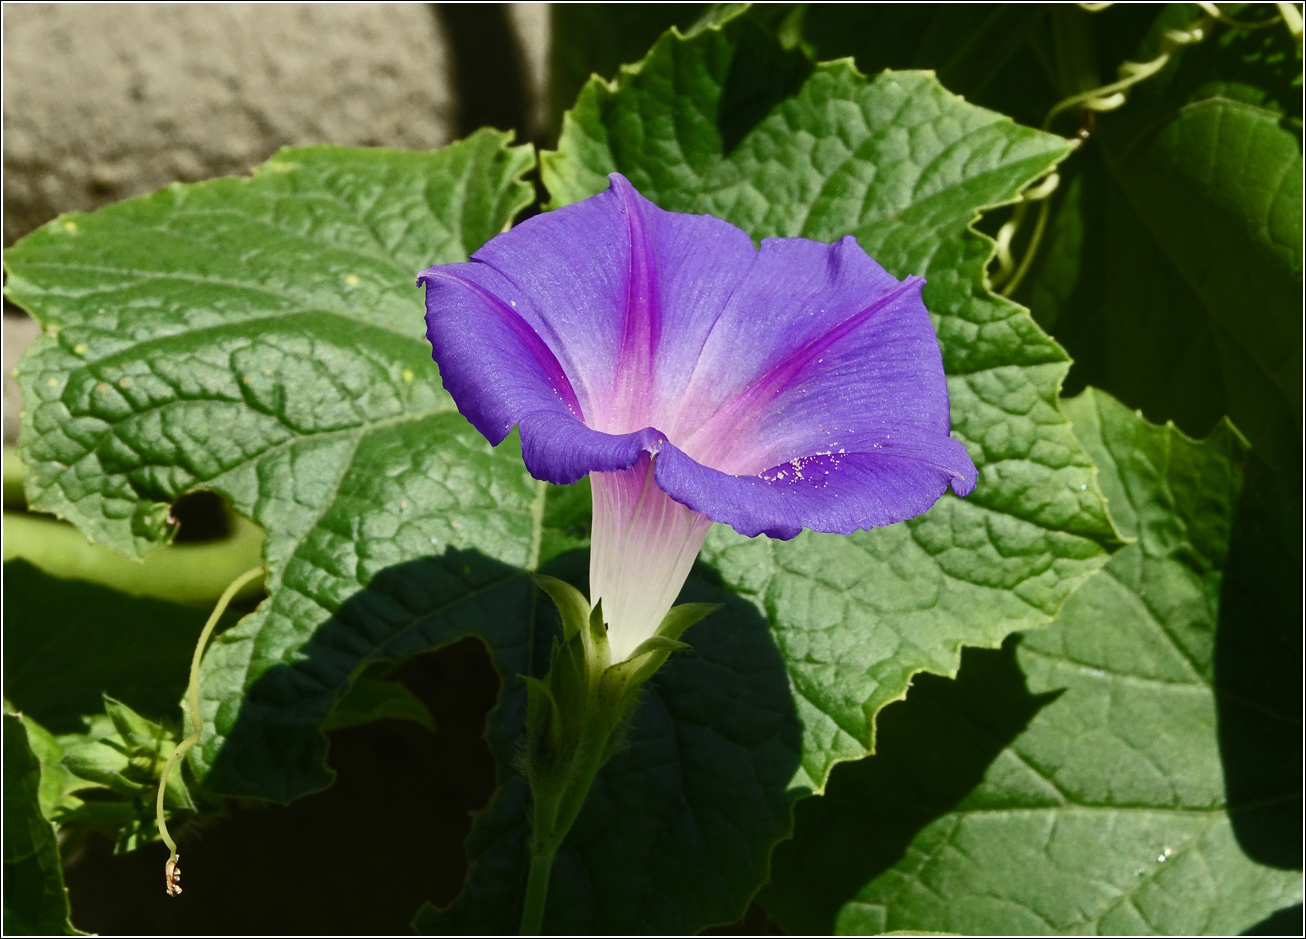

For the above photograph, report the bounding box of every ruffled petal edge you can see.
[516,409,977,540]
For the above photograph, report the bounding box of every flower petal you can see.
[655,433,977,540]
[420,172,978,539]
[466,174,758,435]
[517,410,665,486]
[665,236,952,477]
[518,406,975,537]
[419,262,582,445]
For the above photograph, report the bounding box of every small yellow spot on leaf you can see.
[344,274,361,287]
[269,162,296,173]
[47,378,59,388]
[242,375,252,385]
[118,377,131,389]
[62,220,78,232]
[73,344,87,356]
[96,382,110,394]
[402,369,415,382]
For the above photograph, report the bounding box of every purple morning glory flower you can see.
[419,174,976,661]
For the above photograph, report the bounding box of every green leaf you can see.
[58,698,193,811]
[6,117,816,935]
[1023,7,1303,475]
[323,672,436,732]
[1098,97,1301,463]
[3,130,540,803]
[7,129,536,559]
[544,8,1123,792]
[762,388,1302,935]
[799,4,1053,108]
[547,4,711,131]
[2,558,231,733]
[415,576,802,935]
[3,713,82,936]
[12,714,82,822]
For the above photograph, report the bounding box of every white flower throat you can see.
[588,453,712,662]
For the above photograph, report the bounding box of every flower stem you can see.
[517,578,717,934]
[519,725,609,934]
[520,838,559,936]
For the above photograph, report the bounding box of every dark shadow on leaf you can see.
[194,538,800,935]
[1216,455,1303,870]
[204,548,535,803]
[718,19,813,154]
[760,636,1061,935]
[3,559,209,733]
[548,4,710,137]
[65,638,502,935]
[1243,902,1304,936]
[416,556,803,935]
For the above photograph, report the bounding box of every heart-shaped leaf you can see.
[5,130,539,799]
[762,389,1302,935]
[542,8,1124,794]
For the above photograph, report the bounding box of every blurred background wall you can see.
[2,2,551,441]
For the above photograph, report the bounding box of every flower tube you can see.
[417,173,976,932]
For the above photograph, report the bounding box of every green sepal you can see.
[104,697,172,756]
[654,602,722,642]
[553,634,588,737]
[526,577,606,772]
[607,636,691,691]
[532,574,591,643]
[515,586,720,931]
[57,735,138,797]
[582,598,611,674]
[592,635,692,765]
[523,632,594,773]
[523,586,703,845]
[58,696,194,812]
[522,675,564,755]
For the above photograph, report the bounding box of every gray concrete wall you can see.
[3,2,550,443]
[3,3,457,246]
